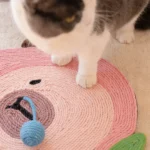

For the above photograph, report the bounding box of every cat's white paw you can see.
[116,30,135,44]
[51,55,72,66]
[76,73,97,88]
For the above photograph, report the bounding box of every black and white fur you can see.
[11,0,150,88]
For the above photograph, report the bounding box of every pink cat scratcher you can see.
[0,48,137,150]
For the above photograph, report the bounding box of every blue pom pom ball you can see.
[17,96,46,147]
[20,120,45,147]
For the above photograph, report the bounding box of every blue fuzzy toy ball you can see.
[19,96,45,147]
[20,120,45,147]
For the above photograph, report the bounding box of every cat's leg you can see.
[76,29,110,88]
[116,15,140,44]
[76,54,98,88]
[51,55,72,66]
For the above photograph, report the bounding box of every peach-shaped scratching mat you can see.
[0,48,138,150]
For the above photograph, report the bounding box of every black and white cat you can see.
[11,0,150,88]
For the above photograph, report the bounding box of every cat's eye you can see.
[65,16,76,23]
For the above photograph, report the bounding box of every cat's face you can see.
[11,0,95,55]
[21,0,84,38]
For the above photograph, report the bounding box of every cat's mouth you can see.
[0,90,55,138]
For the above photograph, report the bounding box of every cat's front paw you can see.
[76,73,97,88]
[51,55,72,66]
[116,30,135,44]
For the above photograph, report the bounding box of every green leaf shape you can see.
[110,133,146,150]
